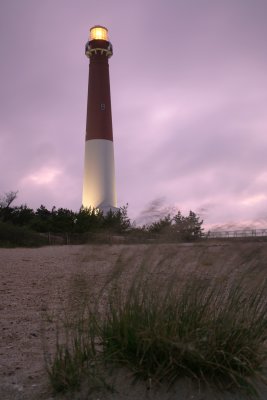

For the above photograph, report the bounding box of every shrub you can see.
[0,221,47,247]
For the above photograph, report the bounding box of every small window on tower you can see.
[100,103,105,111]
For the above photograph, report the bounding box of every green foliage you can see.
[0,191,204,243]
[102,277,265,394]
[46,255,267,397]
[51,208,76,233]
[7,205,35,226]
[47,311,112,394]
[74,207,103,233]
[147,214,172,233]
[103,276,266,395]
[145,210,204,240]
[102,204,131,233]
[0,221,47,247]
[31,205,53,232]
[48,335,94,392]
[173,210,203,240]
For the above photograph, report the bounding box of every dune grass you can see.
[46,251,267,397]
[102,277,267,395]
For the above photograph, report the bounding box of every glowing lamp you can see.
[90,26,108,41]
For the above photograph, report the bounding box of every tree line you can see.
[0,191,204,244]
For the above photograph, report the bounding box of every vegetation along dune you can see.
[1,241,267,399]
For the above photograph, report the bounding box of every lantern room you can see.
[90,26,108,41]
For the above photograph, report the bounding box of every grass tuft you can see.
[46,308,103,393]
[47,329,95,392]
[101,274,267,396]
[46,251,267,397]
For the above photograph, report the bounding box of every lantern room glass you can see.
[90,26,108,41]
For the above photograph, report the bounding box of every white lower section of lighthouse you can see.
[82,139,117,211]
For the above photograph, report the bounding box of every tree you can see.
[0,191,18,221]
[51,208,76,233]
[102,204,131,233]
[173,210,203,240]
[187,210,204,238]
[0,191,18,209]
[31,205,52,232]
[147,214,172,234]
[74,207,103,233]
[9,205,35,226]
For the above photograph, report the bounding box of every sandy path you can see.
[1,242,267,400]
[0,245,87,399]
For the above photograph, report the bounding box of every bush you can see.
[0,221,47,247]
[145,210,204,241]
[173,210,203,240]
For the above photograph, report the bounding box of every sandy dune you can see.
[1,242,267,399]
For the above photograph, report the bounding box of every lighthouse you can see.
[82,26,117,213]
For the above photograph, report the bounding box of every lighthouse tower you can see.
[82,26,117,213]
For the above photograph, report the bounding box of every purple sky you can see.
[1,0,267,229]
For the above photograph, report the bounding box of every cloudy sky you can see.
[0,0,267,229]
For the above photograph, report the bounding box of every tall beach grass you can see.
[46,249,267,397]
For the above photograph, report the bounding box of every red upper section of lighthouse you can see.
[85,27,113,142]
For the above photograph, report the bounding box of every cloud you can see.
[22,167,62,185]
[240,194,267,207]
[1,0,267,228]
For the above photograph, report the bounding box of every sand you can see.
[1,242,267,400]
